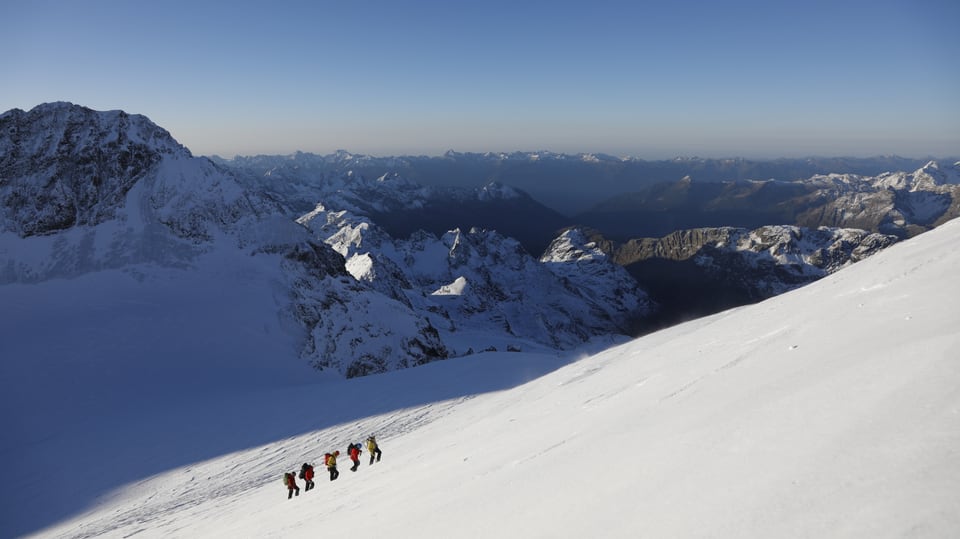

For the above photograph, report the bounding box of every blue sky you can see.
[3,0,958,158]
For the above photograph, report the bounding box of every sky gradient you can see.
[3,0,959,158]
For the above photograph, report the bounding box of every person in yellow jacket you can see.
[366,435,382,465]
[324,450,340,481]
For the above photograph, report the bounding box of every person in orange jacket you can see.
[324,451,340,481]
[348,443,362,472]
[283,471,300,499]
[299,462,315,491]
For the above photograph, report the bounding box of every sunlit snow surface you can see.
[4,219,960,538]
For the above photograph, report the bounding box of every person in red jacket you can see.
[283,471,300,499]
[348,443,362,472]
[299,462,315,491]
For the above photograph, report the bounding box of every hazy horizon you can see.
[3,0,958,159]
[207,147,957,161]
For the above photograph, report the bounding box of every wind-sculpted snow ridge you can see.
[297,205,653,352]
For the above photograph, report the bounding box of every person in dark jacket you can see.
[366,435,382,465]
[348,443,362,472]
[300,462,315,491]
[283,471,300,499]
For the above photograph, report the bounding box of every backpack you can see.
[282,472,292,485]
[324,452,333,465]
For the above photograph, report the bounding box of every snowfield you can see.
[4,217,960,538]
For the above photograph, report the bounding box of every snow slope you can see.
[7,217,960,538]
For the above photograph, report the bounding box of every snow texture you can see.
[3,213,959,537]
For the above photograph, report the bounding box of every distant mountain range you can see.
[216,146,960,331]
[576,164,960,241]
[2,102,954,374]
[213,151,953,216]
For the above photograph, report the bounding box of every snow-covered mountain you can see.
[0,103,652,379]
[578,162,960,240]
[296,205,652,353]
[6,212,958,538]
[218,145,916,333]
[596,224,898,330]
[226,159,570,256]
[798,161,960,236]
[0,102,285,281]
[615,225,898,294]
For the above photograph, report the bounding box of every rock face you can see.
[276,240,449,378]
[0,102,184,236]
[599,225,899,331]
[297,206,654,353]
[0,103,283,282]
[793,163,960,237]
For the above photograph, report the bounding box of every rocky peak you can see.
[476,181,522,201]
[914,160,960,188]
[541,228,607,263]
[0,102,190,236]
[616,225,898,298]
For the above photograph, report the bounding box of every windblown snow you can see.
[3,211,958,537]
